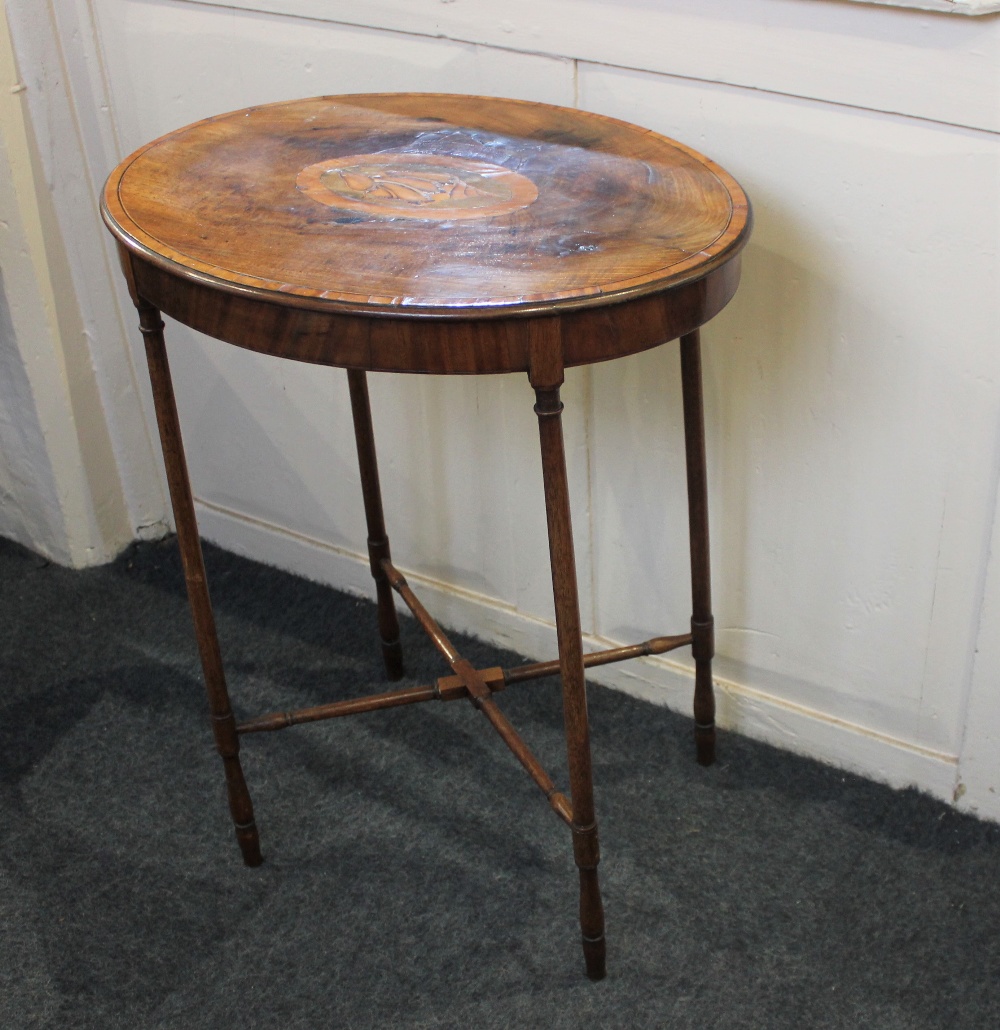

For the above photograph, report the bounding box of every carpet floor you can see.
[2,534,999,1029]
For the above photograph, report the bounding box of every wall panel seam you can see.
[128,0,999,137]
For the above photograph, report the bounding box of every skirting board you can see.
[193,497,961,808]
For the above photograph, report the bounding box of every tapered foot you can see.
[695,722,716,767]
[572,818,605,983]
[583,933,607,981]
[221,749,263,865]
[381,636,404,681]
[692,656,716,767]
[577,860,606,980]
[234,820,263,867]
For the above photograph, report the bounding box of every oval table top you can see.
[102,93,751,374]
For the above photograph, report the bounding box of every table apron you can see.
[124,249,742,375]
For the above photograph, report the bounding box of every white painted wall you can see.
[6,0,1000,819]
[0,8,141,566]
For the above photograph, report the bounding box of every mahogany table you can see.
[101,93,751,981]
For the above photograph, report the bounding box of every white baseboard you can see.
[193,497,961,808]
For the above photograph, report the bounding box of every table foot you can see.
[233,816,263,867]
[216,718,263,866]
[381,641,404,681]
[693,644,716,767]
[582,930,607,982]
[695,722,716,767]
[574,824,606,981]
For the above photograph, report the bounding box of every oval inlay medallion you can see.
[296,152,538,220]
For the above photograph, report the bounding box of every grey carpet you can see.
[2,534,998,1029]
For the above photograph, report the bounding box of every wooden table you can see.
[101,93,751,981]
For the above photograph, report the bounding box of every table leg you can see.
[533,383,607,981]
[680,330,716,767]
[137,302,263,866]
[347,369,404,680]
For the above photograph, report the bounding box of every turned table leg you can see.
[680,330,716,767]
[532,376,607,981]
[137,302,263,866]
[347,369,404,680]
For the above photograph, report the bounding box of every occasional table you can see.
[101,93,751,980]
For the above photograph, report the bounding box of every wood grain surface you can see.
[102,93,750,316]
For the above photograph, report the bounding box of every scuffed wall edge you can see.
[955,439,1000,824]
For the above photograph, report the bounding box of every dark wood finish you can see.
[346,369,404,680]
[382,559,573,824]
[476,693,574,827]
[236,628,693,736]
[236,667,508,735]
[680,331,717,766]
[103,94,748,377]
[137,303,262,867]
[236,623,692,735]
[532,371,607,981]
[381,559,461,666]
[121,251,741,375]
[103,94,748,319]
[503,633,692,686]
[101,93,751,980]
[237,683,440,734]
